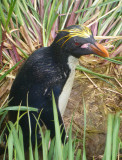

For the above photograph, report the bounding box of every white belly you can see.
[58,56,78,115]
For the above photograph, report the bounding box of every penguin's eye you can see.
[75,42,80,46]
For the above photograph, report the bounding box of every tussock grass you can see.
[0,97,121,159]
[0,0,122,159]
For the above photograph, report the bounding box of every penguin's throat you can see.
[58,56,78,115]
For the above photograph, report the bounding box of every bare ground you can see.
[64,56,122,159]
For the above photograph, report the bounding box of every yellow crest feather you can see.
[57,25,92,47]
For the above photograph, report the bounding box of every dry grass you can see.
[0,0,122,159]
[64,55,122,158]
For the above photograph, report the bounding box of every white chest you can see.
[58,56,78,115]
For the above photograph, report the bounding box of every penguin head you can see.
[52,25,109,58]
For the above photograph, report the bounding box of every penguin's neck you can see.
[58,55,78,115]
[50,45,79,115]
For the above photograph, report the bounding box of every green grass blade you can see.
[29,140,34,160]
[5,0,17,30]
[76,65,113,79]
[68,121,73,160]
[100,3,121,35]
[18,2,39,38]
[103,114,114,160]
[43,0,52,46]
[48,138,55,160]
[106,114,114,160]
[0,20,2,43]
[76,0,120,13]
[94,75,116,87]
[34,115,48,160]
[82,0,100,24]
[76,149,82,160]
[20,0,28,12]
[46,14,58,44]
[26,101,34,160]
[8,122,25,160]
[59,0,69,29]
[18,126,25,156]
[63,142,68,160]
[0,60,23,81]
[0,106,38,113]
[34,123,39,160]
[46,0,57,30]
[14,0,24,25]
[2,0,9,12]
[46,0,62,40]
[61,0,74,30]
[45,130,50,154]
[95,55,122,65]
[112,112,120,160]
[112,56,122,60]
[52,92,63,160]
[102,57,122,65]
[26,1,40,22]
[8,131,14,160]
[34,140,39,160]
[0,2,6,29]
[82,97,87,160]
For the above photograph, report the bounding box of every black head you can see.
[52,25,109,58]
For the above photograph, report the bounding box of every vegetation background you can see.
[0,0,122,159]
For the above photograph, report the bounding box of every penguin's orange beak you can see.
[90,42,109,57]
